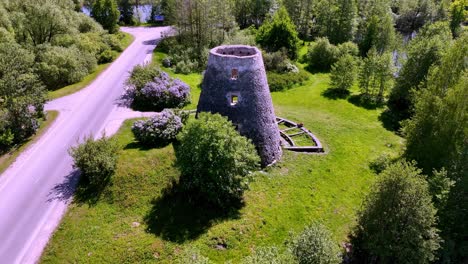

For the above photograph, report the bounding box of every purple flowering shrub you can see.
[131,109,183,146]
[127,65,191,111]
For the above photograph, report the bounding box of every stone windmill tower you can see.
[197,45,282,166]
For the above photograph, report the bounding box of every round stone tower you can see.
[197,45,282,166]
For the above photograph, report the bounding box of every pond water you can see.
[82,4,154,23]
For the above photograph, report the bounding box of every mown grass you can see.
[47,32,134,100]
[41,46,402,263]
[0,111,59,175]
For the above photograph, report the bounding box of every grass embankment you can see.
[41,46,402,263]
[0,111,59,175]
[47,32,134,100]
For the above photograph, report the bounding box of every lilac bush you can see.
[131,109,183,146]
[131,70,191,111]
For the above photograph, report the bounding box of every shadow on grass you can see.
[378,109,403,133]
[124,140,172,151]
[347,94,385,110]
[321,88,351,100]
[144,180,242,243]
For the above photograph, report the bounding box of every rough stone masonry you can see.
[197,45,282,166]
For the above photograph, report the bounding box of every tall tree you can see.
[283,0,314,39]
[119,0,135,25]
[358,47,394,102]
[91,0,120,33]
[0,42,45,147]
[356,0,397,55]
[449,0,467,37]
[351,160,440,264]
[231,0,273,29]
[256,6,299,59]
[393,0,437,34]
[388,21,452,123]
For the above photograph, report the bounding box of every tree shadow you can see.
[378,109,403,133]
[47,170,80,203]
[347,94,385,110]
[124,140,171,151]
[72,176,112,206]
[144,180,242,243]
[321,88,351,100]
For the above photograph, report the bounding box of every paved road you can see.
[0,26,169,264]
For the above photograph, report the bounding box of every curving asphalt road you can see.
[0,26,170,264]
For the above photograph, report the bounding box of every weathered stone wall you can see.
[197,45,282,166]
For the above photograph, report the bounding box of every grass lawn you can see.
[0,111,59,175]
[41,46,402,263]
[47,32,134,100]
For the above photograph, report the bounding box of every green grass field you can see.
[41,46,402,263]
[47,32,134,100]
[0,111,59,175]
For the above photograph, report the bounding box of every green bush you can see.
[268,70,309,92]
[69,136,120,187]
[351,160,440,263]
[36,45,97,90]
[98,49,118,63]
[242,247,296,264]
[306,38,358,72]
[263,49,298,73]
[256,7,299,59]
[175,113,260,208]
[290,223,341,264]
[330,54,357,91]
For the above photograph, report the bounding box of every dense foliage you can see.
[306,38,358,72]
[256,7,299,59]
[267,71,309,92]
[0,42,45,149]
[132,109,183,146]
[125,65,190,111]
[388,22,452,123]
[290,223,341,264]
[69,136,120,187]
[351,161,440,264]
[174,113,260,208]
[91,0,120,33]
[358,48,394,103]
[330,54,358,91]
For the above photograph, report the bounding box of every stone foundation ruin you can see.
[197,45,282,166]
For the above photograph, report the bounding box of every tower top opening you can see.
[213,45,258,58]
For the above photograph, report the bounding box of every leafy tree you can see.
[314,0,357,44]
[402,34,467,262]
[393,0,437,34]
[256,7,300,59]
[388,21,452,123]
[35,45,97,90]
[306,37,358,72]
[356,0,396,55]
[232,0,274,29]
[91,0,120,33]
[403,34,467,176]
[14,0,69,45]
[290,223,341,264]
[283,0,314,39]
[0,42,45,147]
[174,113,260,208]
[449,0,468,37]
[119,0,135,25]
[162,0,236,67]
[69,135,120,187]
[351,160,440,264]
[330,54,357,91]
[358,47,394,102]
